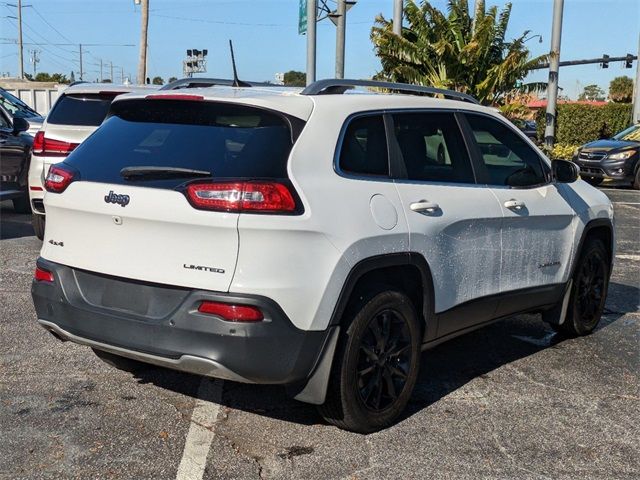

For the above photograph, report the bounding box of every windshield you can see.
[0,89,41,118]
[612,124,640,142]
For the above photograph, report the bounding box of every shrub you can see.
[536,103,633,145]
[545,143,579,160]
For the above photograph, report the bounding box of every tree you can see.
[609,76,633,103]
[370,0,547,104]
[152,76,164,85]
[578,84,605,102]
[283,70,306,87]
[168,76,178,83]
[33,72,70,83]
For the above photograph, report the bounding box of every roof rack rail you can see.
[160,77,276,91]
[300,79,480,104]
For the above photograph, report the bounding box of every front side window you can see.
[466,114,547,187]
[392,112,475,183]
[338,115,389,177]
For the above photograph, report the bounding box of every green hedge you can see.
[536,103,633,145]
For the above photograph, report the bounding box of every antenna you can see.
[229,40,251,87]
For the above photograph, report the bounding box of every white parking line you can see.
[616,254,640,261]
[614,202,640,205]
[176,378,223,480]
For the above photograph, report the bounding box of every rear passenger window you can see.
[466,114,547,187]
[392,112,475,183]
[339,115,389,177]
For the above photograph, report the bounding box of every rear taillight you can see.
[198,301,264,322]
[34,266,54,283]
[32,131,79,157]
[44,164,75,193]
[185,181,297,213]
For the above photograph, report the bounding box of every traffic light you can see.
[187,49,192,56]
[625,54,633,68]
[601,54,609,68]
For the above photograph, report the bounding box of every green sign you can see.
[298,0,307,35]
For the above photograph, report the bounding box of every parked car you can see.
[32,79,614,433]
[512,118,537,142]
[0,87,45,135]
[0,105,33,212]
[573,123,640,189]
[28,83,158,239]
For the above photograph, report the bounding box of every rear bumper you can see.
[32,258,332,385]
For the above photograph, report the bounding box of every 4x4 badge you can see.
[104,190,130,207]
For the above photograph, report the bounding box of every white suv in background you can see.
[31,80,614,433]
[28,83,157,239]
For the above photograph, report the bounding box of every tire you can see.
[92,348,150,374]
[32,214,45,241]
[633,169,640,190]
[318,289,421,433]
[12,193,31,214]
[584,177,603,187]
[556,238,610,337]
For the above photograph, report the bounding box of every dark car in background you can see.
[0,87,44,136]
[512,119,537,142]
[0,105,33,212]
[574,124,640,189]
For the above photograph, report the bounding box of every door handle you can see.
[410,200,440,214]
[504,199,526,210]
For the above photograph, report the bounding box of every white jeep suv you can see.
[28,83,157,239]
[31,80,614,433]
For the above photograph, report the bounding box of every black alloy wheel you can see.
[318,289,421,433]
[557,238,609,336]
[356,309,412,412]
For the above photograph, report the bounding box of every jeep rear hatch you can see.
[41,98,304,292]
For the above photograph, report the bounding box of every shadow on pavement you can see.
[0,204,34,240]
[131,281,638,430]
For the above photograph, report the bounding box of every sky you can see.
[0,0,638,99]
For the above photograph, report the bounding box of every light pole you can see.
[335,0,346,78]
[633,33,640,123]
[137,0,149,85]
[393,0,402,36]
[544,0,564,149]
[306,0,317,85]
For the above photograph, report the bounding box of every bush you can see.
[536,103,633,145]
[545,143,579,160]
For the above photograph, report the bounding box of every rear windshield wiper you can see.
[121,166,212,180]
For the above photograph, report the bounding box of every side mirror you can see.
[552,159,579,183]
[12,117,29,135]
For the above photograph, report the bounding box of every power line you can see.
[31,4,74,43]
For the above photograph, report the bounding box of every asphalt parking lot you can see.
[1,187,638,480]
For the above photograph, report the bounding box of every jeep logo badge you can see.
[104,190,130,207]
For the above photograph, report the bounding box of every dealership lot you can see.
[0,188,638,480]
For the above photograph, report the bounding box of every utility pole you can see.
[99,58,103,82]
[137,0,149,85]
[110,61,114,82]
[121,66,124,83]
[392,0,402,36]
[633,33,640,123]
[79,44,83,80]
[335,0,346,78]
[544,0,564,149]
[306,0,316,85]
[17,0,24,79]
[29,49,39,76]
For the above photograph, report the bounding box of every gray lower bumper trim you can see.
[39,319,251,383]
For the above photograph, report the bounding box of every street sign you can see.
[299,0,307,35]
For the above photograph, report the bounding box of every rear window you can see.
[64,99,298,187]
[47,93,121,126]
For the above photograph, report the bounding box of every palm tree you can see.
[371,0,547,104]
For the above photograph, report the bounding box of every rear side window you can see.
[392,112,475,183]
[339,115,389,177]
[64,99,297,187]
[47,93,121,126]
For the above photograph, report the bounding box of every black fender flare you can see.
[328,252,436,340]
